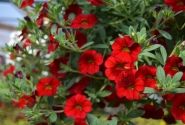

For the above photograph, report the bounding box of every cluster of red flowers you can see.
[3,0,185,124]
[104,35,146,100]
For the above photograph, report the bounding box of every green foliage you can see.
[87,114,118,125]
[156,66,184,93]
[139,44,167,65]
[2,0,185,124]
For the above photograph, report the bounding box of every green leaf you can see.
[160,46,167,64]
[87,114,117,125]
[143,44,161,52]
[98,90,112,97]
[172,72,183,82]
[157,66,166,83]
[87,114,101,125]
[127,109,144,118]
[172,88,185,93]
[143,87,156,94]
[49,112,57,123]
[97,26,106,42]
[80,42,94,49]
[165,75,172,84]
[139,52,156,59]
[158,30,172,40]
[155,51,164,65]
[179,50,185,65]
[107,118,118,125]
[91,44,109,49]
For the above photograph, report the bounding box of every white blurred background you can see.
[0,0,46,64]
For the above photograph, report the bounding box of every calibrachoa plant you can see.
[1,0,185,125]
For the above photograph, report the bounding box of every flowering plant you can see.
[1,0,185,125]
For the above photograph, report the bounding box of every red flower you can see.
[115,70,144,100]
[69,77,90,95]
[75,119,87,125]
[36,3,48,27]
[71,14,97,29]
[23,38,32,48]
[3,65,15,77]
[111,35,141,61]
[75,31,87,48]
[20,0,34,8]
[49,56,68,79]
[136,65,157,89]
[163,93,176,101]
[36,76,60,96]
[48,35,59,53]
[142,104,164,119]
[64,4,82,21]
[12,95,35,109]
[64,94,92,119]
[164,55,185,80]
[105,52,133,81]
[87,0,104,6]
[164,0,185,12]
[171,94,185,123]
[78,50,103,75]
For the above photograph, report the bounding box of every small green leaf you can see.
[80,42,94,49]
[160,46,167,64]
[157,66,166,83]
[172,88,185,93]
[92,44,109,49]
[107,118,118,125]
[143,44,161,52]
[144,87,156,94]
[165,75,172,85]
[127,109,144,118]
[155,51,164,65]
[158,30,172,40]
[87,114,101,125]
[98,90,112,97]
[49,112,57,123]
[172,72,183,82]
[139,52,156,59]
[97,26,106,42]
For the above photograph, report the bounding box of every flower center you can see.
[116,63,123,68]
[123,47,130,53]
[172,66,179,71]
[45,84,52,90]
[116,63,131,70]
[126,82,135,90]
[87,58,94,64]
[146,75,153,79]
[75,104,82,111]
[81,19,88,25]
